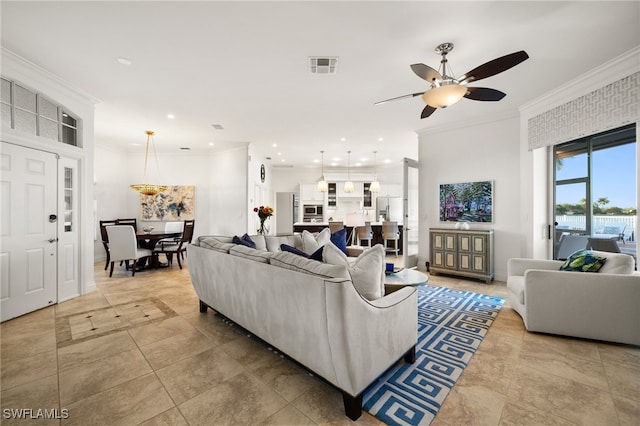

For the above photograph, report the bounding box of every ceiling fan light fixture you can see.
[422,83,467,108]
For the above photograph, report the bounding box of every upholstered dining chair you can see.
[356,222,373,247]
[99,219,117,270]
[106,225,152,277]
[116,218,137,231]
[382,221,400,257]
[154,220,195,269]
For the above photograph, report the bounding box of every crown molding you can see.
[520,46,640,119]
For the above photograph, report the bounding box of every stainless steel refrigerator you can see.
[275,192,298,235]
[377,196,403,222]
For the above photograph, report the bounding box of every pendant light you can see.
[344,151,354,193]
[369,151,381,193]
[130,130,168,196]
[317,150,328,192]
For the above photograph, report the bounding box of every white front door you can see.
[1,142,58,321]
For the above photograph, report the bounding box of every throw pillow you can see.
[280,243,309,258]
[330,227,348,255]
[309,246,324,261]
[559,249,607,272]
[301,228,330,254]
[232,233,256,249]
[323,242,385,300]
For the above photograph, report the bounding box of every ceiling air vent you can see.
[309,57,338,74]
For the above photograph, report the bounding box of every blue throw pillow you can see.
[330,227,348,255]
[280,244,308,257]
[309,246,324,261]
[559,249,607,272]
[233,233,256,249]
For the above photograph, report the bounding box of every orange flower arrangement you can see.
[253,205,274,234]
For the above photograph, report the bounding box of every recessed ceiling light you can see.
[340,137,346,142]
[116,57,132,65]
[281,159,285,162]
[208,142,215,146]
[332,157,340,162]
[277,152,282,156]
[272,143,278,147]
[378,137,384,142]
[355,162,362,167]
[330,162,337,167]
[384,159,391,164]
[313,159,319,163]
[129,143,140,146]
[167,114,175,119]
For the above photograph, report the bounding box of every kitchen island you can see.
[293,222,403,253]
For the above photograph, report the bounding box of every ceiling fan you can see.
[375,42,529,119]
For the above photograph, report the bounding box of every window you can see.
[0,77,80,146]
[554,124,636,259]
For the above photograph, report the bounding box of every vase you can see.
[258,219,270,235]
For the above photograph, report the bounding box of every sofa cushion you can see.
[559,250,607,272]
[301,229,331,254]
[199,237,235,253]
[198,235,233,244]
[266,235,303,253]
[330,228,348,255]
[229,244,273,263]
[232,233,256,249]
[323,242,385,301]
[594,251,635,274]
[248,235,267,251]
[280,243,309,257]
[270,251,349,279]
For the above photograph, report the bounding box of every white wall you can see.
[94,143,250,262]
[418,114,521,281]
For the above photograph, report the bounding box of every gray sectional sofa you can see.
[187,233,418,420]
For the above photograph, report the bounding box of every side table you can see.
[384,268,428,294]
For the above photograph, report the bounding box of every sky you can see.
[556,142,636,209]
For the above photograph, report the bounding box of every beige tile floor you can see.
[1,256,638,425]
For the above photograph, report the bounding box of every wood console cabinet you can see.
[429,228,494,283]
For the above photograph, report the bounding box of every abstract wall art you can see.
[140,185,195,221]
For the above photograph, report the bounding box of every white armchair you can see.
[507,251,640,345]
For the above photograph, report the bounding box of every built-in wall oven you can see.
[303,204,323,222]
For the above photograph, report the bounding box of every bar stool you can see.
[356,222,373,247]
[382,221,400,257]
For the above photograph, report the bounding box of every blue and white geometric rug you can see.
[363,284,505,425]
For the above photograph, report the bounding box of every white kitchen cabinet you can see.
[300,184,325,202]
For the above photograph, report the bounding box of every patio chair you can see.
[595,223,626,244]
[556,234,589,260]
[587,237,621,253]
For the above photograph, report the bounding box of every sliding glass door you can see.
[553,124,636,260]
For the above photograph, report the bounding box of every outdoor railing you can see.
[555,215,636,240]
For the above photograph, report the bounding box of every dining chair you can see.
[99,220,117,270]
[587,237,621,253]
[106,225,152,277]
[154,219,195,269]
[329,221,344,233]
[382,221,400,257]
[356,222,373,247]
[116,218,137,231]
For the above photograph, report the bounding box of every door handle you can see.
[48,238,58,243]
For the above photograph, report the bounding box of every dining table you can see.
[136,230,182,268]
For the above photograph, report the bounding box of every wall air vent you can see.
[309,57,338,74]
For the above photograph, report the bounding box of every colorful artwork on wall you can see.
[439,181,493,223]
[140,185,195,221]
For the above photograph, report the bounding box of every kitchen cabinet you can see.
[300,184,325,202]
[327,183,337,207]
[429,228,494,283]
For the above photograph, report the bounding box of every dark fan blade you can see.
[464,87,506,101]
[420,105,437,119]
[374,92,424,105]
[410,63,442,82]
[459,51,529,83]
